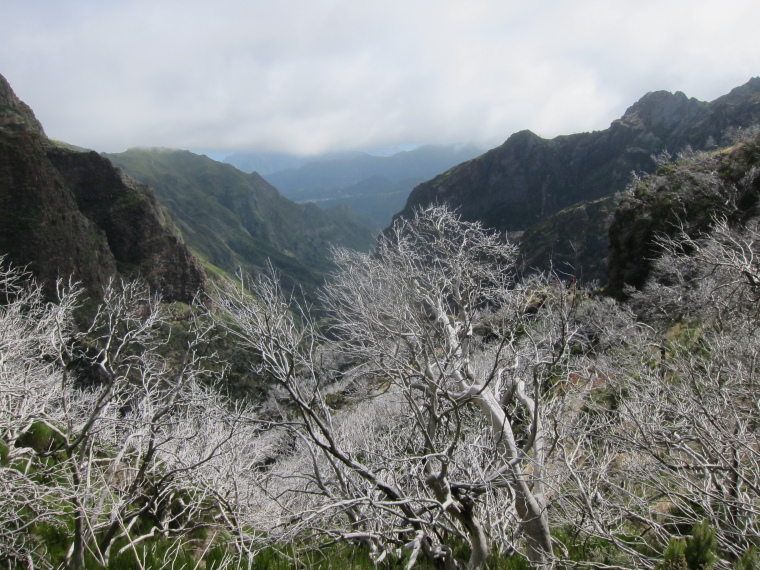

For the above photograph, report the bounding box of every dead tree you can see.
[215,206,591,569]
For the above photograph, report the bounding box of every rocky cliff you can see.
[0,73,206,301]
[515,195,618,283]
[397,78,760,235]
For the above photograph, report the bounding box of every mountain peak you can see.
[618,89,702,131]
[711,76,760,106]
[0,73,206,301]
[504,129,541,143]
[397,78,760,280]
[0,73,45,136]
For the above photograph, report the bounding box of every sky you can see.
[1,0,758,157]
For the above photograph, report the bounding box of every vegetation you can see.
[104,148,376,303]
[5,174,760,568]
[607,126,760,298]
[4,77,760,568]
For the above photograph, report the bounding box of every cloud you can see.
[1,0,758,154]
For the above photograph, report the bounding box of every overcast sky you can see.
[1,0,758,156]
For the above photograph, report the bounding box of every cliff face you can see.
[0,75,116,294]
[0,73,205,301]
[515,195,619,283]
[46,148,206,302]
[397,78,760,234]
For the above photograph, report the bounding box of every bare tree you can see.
[0,264,251,570]
[215,206,592,569]
[553,218,760,568]
[0,260,77,568]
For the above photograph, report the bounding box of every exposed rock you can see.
[517,195,619,284]
[396,77,760,240]
[46,147,206,302]
[1,77,115,294]
[0,75,45,136]
[0,73,206,302]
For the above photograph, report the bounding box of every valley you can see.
[2,71,760,570]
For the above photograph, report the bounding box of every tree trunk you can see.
[473,389,553,567]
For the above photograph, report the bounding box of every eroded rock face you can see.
[0,76,116,294]
[396,78,760,235]
[0,73,206,302]
[46,147,207,302]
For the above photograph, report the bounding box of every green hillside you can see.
[105,148,376,298]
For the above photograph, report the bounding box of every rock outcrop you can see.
[515,195,618,283]
[0,73,206,301]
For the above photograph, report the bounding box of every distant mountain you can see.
[264,144,483,191]
[104,148,376,299]
[260,144,484,229]
[399,80,760,231]
[396,78,760,281]
[223,150,364,176]
[280,174,417,231]
[0,73,206,302]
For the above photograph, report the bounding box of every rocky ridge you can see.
[0,73,206,302]
[398,79,758,244]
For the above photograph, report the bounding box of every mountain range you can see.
[3,70,760,304]
[230,143,483,230]
[396,78,760,281]
[1,73,375,305]
[223,149,365,175]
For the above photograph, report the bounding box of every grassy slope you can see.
[105,149,376,298]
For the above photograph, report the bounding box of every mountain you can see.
[397,78,760,278]
[515,194,619,283]
[264,144,483,191]
[0,73,206,301]
[258,144,483,229]
[607,128,760,298]
[280,174,417,231]
[223,149,364,176]
[104,148,376,298]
